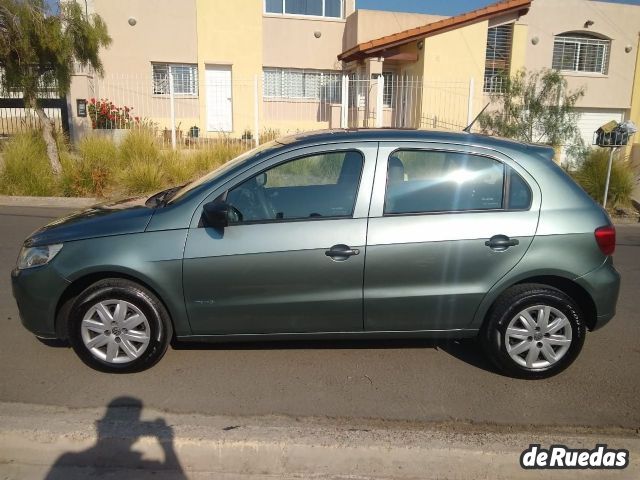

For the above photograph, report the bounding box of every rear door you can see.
[364,142,541,332]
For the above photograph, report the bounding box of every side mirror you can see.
[202,202,242,229]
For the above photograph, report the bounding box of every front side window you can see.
[152,63,198,96]
[552,34,610,74]
[384,150,506,214]
[265,0,343,18]
[483,24,513,94]
[225,151,363,223]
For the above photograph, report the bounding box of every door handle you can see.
[325,244,360,261]
[485,235,519,251]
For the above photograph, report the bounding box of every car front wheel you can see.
[481,283,586,379]
[67,279,172,373]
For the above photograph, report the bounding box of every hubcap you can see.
[505,305,572,369]
[80,300,151,364]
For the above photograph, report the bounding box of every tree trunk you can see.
[31,100,62,176]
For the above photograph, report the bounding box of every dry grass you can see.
[0,129,251,198]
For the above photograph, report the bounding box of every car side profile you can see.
[11,129,620,378]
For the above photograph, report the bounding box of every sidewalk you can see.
[0,402,638,479]
[0,195,97,209]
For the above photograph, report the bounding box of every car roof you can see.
[275,128,552,157]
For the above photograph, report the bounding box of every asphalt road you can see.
[1,205,639,430]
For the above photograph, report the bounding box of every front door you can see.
[183,145,377,335]
[364,143,541,332]
[205,65,232,132]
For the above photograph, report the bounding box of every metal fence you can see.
[74,72,478,149]
[0,77,69,138]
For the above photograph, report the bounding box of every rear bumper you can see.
[11,266,70,339]
[575,257,620,330]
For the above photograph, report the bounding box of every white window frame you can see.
[264,0,344,19]
[552,34,610,75]
[382,72,394,108]
[263,68,342,102]
[152,63,199,97]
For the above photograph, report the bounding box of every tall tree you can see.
[479,69,585,151]
[0,0,111,174]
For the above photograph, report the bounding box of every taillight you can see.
[595,225,616,256]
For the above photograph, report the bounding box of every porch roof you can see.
[338,0,531,63]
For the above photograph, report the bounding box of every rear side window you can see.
[384,150,505,214]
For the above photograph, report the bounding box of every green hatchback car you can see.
[12,130,620,377]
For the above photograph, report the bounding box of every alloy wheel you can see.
[505,305,573,369]
[80,299,151,364]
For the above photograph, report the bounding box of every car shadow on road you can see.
[44,396,186,479]
[173,337,503,376]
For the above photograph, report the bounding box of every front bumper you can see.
[575,256,620,331]
[11,265,70,339]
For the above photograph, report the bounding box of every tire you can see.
[480,283,586,379]
[67,279,172,373]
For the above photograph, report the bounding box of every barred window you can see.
[552,34,609,74]
[152,63,198,96]
[263,68,341,102]
[265,0,343,18]
[382,72,393,107]
[483,24,513,93]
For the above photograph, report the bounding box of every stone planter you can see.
[91,129,130,146]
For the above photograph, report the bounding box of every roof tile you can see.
[338,0,531,62]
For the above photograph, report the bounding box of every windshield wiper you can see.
[145,185,185,208]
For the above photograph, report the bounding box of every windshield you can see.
[167,140,280,204]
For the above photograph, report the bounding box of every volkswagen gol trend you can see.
[11,130,620,378]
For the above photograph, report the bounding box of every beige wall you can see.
[196,0,263,136]
[263,0,355,71]
[66,0,198,142]
[519,0,640,110]
[344,9,446,51]
[91,0,198,75]
[263,17,346,70]
[421,21,488,128]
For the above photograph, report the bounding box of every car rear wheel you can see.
[67,279,171,373]
[481,283,586,379]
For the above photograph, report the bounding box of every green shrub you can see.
[0,128,252,198]
[0,131,60,196]
[118,158,165,194]
[61,135,118,197]
[161,150,200,185]
[573,148,635,208]
[117,129,164,195]
[119,128,160,163]
[190,143,245,173]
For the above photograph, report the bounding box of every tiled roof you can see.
[338,0,531,62]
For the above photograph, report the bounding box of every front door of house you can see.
[205,65,232,132]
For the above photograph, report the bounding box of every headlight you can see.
[17,244,63,270]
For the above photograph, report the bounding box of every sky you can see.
[357,0,640,16]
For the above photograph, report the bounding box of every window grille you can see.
[483,24,513,94]
[263,68,341,102]
[152,63,198,96]
[552,34,609,74]
[382,72,393,107]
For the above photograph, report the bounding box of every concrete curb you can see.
[0,402,638,479]
[0,195,97,208]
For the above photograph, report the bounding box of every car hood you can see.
[25,197,155,247]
